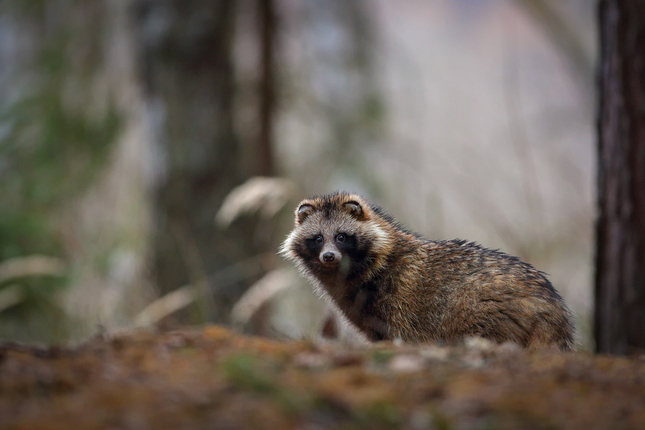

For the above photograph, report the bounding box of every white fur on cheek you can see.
[278,229,299,261]
[365,221,391,255]
[279,229,317,283]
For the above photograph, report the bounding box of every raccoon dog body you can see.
[281,192,574,350]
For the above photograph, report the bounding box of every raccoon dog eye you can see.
[336,233,346,243]
[315,236,323,244]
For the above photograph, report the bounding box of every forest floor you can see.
[1,325,644,430]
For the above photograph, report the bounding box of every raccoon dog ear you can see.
[343,201,364,219]
[296,204,314,224]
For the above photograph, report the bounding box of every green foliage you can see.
[370,349,395,365]
[0,275,70,343]
[0,62,121,211]
[354,400,403,429]
[221,354,309,415]
[0,6,122,341]
[221,354,278,393]
[0,213,58,261]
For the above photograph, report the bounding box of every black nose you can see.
[322,252,335,262]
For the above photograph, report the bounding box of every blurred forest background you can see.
[0,0,596,348]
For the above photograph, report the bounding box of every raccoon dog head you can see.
[281,193,392,282]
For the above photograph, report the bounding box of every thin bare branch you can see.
[133,285,194,327]
[0,255,66,284]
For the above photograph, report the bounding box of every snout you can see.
[319,250,341,266]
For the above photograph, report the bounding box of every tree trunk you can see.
[257,0,277,177]
[135,0,269,324]
[595,0,645,354]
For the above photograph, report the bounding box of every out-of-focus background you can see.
[0,0,595,349]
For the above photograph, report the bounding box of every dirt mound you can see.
[1,325,644,429]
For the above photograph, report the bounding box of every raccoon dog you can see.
[281,192,574,350]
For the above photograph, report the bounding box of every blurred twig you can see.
[215,176,298,228]
[134,253,275,327]
[171,222,216,322]
[209,252,277,288]
[0,255,66,314]
[0,285,24,314]
[133,285,194,327]
[0,255,66,284]
[230,268,299,327]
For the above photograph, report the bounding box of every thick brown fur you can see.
[281,192,575,350]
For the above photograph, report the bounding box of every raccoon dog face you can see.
[281,193,392,283]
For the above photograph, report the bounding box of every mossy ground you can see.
[1,325,643,429]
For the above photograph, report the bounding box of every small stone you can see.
[420,346,450,362]
[293,352,329,369]
[390,354,425,373]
